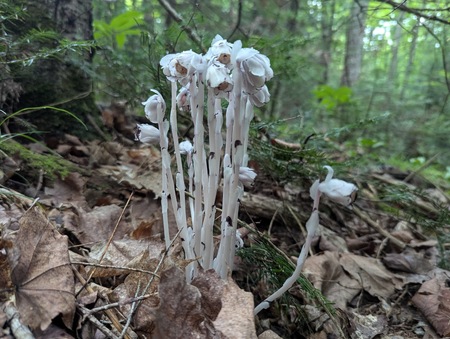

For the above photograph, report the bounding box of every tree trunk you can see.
[387,12,405,109]
[319,1,336,84]
[340,0,369,88]
[14,0,97,138]
[400,23,419,101]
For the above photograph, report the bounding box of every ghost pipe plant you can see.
[254,165,357,315]
[138,35,273,281]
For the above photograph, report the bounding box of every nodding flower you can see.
[142,89,166,123]
[136,124,160,144]
[160,50,204,85]
[318,165,358,207]
[176,87,191,112]
[179,140,193,155]
[206,61,234,97]
[239,166,257,186]
[236,48,273,94]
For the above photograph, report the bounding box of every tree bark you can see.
[14,0,97,138]
[319,1,336,84]
[340,0,369,88]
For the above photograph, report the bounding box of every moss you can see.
[0,139,81,181]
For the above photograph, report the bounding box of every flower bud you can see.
[136,124,159,144]
[179,140,193,155]
[237,48,273,95]
[142,90,165,123]
[206,62,233,97]
[239,166,257,186]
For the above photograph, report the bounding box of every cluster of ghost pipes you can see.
[137,35,358,314]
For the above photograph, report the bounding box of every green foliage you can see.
[94,10,144,48]
[313,85,352,110]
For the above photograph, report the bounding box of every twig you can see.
[70,261,160,278]
[403,153,439,183]
[227,0,242,40]
[375,0,450,25]
[86,114,110,141]
[3,302,34,339]
[118,282,141,339]
[85,192,134,284]
[84,294,152,316]
[353,206,406,249]
[119,227,184,332]
[156,0,205,52]
[79,305,120,339]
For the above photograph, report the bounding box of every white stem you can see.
[254,209,320,315]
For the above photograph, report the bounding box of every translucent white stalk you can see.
[190,76,205,264]
[254,208,320,315]
[170,81,189,244]
[254,187,322,315]
[201,88,221,269]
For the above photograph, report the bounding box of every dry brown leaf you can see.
[339,252,404,300]
[139,265,256,338]
[8,208,75,331]
[303,251,360,309]
[150,266,226,338]
[412,269,450,337]
[43,172,87,207]
[382,247,437,274]
[213,275,257,339]
[304,251,404,309]
[88,239,164,278]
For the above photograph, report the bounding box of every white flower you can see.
[176,87,191,112]
[239,166,257,186]
[318,165,358,207]
[206,61,233,97]
[236,48,273,94]
[179,140,193,155]
[136,124,159,144]
[160,50,204,85]
[248,85,270,107]
[142,90,165,123]
[207,35,233,65]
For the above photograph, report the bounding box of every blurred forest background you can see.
[1,0,450,178]
[91,0,450,179]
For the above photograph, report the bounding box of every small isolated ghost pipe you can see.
[254,165,357,315]
[138,34,273,281]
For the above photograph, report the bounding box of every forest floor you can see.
[0,111,449,339]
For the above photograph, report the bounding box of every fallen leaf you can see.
[304,251,404,309]
[8,208,75,331]
[150,266,220,338]
[213,275,257,339]
[412,269,450,337]
[382,247,437,274]
[339,252,404,300]
[88,239,164,278]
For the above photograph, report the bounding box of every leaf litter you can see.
[0,125,449,338]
